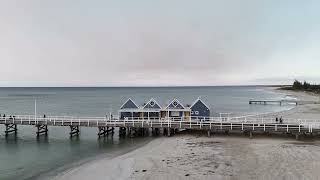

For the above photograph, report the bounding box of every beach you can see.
[55,89,320,180]
[55,135,320,180]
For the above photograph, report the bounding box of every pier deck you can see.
[249,99,298,105]
[1,115,319,138]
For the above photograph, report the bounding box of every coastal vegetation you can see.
[280,80,320,94]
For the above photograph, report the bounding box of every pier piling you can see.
[36,124,48,137]
[5,124,17,136]
[167,128,171,137]
[98,127,108,137]
[70,125,80,137]
[119,127,126,136]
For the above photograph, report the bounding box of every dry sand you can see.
[56,135,320,180]
[56,89,320,180]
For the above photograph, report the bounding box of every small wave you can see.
[282,95,298,100]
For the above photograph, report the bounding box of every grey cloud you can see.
[0,1,319,86]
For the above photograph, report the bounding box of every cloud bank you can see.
[0,0,319,86]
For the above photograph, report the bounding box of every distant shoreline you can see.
[0,85,290,88]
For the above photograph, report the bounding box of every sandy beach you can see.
[55,89,320,180]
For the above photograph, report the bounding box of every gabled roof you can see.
[143,98,161,109]
[120,98,139,109]
[190,97,210,110]
[165,98,186,109]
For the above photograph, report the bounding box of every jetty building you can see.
[119,98,210,120]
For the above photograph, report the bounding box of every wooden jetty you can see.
[249,99,298,106]
[1,115,320,140]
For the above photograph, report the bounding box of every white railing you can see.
[1,114,320,127]
[1,115,320,133]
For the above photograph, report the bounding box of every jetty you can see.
[1,115,319,140]
[249,99,298,106]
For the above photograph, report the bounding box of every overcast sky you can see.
[0,0,319,86]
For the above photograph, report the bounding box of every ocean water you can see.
[0,86,295,180]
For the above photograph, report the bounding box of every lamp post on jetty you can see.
[34,99,37,122]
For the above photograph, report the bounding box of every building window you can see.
[173,101,178,107]
[171,111,179,117]
[150,101,155,107]
[195,111,199,115]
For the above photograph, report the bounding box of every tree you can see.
[293,80,303,90]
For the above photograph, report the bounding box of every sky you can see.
[0,0,319,87]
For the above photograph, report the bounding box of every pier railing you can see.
[1,115,320,127]
[2,114,320,125]
[1,115,320,136]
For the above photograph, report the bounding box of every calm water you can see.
[0,86,294,180]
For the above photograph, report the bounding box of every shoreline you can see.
[54,88,320,180]
[268,87,320,120]
[37,137,154,180]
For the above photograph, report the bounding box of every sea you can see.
[0,86,296,180]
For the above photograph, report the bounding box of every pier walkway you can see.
[1,115,320,139]
[249,99,298,105]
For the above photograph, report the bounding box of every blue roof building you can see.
[190,98,210,119]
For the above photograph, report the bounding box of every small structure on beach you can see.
[119,98,211,120]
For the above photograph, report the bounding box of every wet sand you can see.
[56,89,320,180]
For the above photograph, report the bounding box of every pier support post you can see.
[111,127,114,135]
[5,124,17,136]
[155,128,160,136]
[170,128,175,136]
[167,128,171,137]
[249,131,253,139]
[130,127,136,137]
[36,124,48,137]
[152,128,159,136]
[98,127,108,137]
[163,128,167,136]
[119,127,126,137]
[70,126,80,137]
[129,127,133,137]
[105,127,114,136]
[295,134,300,140]
[225,130,229,135]
[207,130,211,137]
[126,127,130,136]
[106,127,109,135]
[145,128,150,136]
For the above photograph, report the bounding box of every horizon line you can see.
[0,85,289,88]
